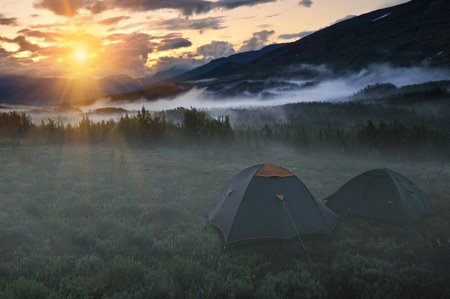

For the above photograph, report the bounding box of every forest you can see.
[1,103,449,159]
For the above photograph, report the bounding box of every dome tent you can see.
[207,164,337,245]
[325,169,433,226]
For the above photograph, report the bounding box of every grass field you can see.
[0,142,449,298]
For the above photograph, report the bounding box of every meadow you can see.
[0,141,449,298]
[1,93,450,298]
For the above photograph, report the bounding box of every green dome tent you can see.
[325,169,433,226]
[208,164,337,245]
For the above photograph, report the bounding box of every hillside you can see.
[0,75,144,105]
[170,43,288,82]
[184,0,450,82]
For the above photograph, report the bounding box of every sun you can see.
[74,47,88,64]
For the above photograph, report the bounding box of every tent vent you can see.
[275,194,285,201]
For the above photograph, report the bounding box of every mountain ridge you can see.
[179,0,450,83]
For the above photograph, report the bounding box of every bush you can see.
[0,111,32,138]
[266,269,327,299]
[4,277,52,299]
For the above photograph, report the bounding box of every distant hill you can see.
[0,75,100,105]
[0,74,147,105]
[182,0,450,83]
[154,67,191,81]
[106,85,187,102]
[170,43,288,82]
[353,80,450,103]
[98,75,142,93]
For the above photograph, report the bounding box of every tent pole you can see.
[282,201,313,264]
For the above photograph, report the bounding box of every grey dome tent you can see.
[207,164,337,245]
[325,169,433,226]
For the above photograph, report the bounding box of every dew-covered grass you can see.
[0,142,449,298]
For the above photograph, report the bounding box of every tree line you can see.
[1,107,449,156]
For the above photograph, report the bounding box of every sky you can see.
[0,0,408,78]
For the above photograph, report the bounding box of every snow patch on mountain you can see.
[372,13,391,22]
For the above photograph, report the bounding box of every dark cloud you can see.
[299,0,313,7]
[239,30,274,52]
[96,16,130,26]
[113,0,214,15]
[157,37,192,51]
[114,0,279,15]
[33,0,280,17]
[0,35,41,52]
[278,30,314,40]
[13,36,42,52]
[217,0,275,9]
[17,28,63,42]
[196,41,235,59]
[0,14,19,26]
[155,17,225,31]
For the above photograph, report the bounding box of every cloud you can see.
[17,28,63,42]
[0,35,41,52]
[217,0,276,9]
[33,0,280,17]
[196,41,235,59]
[299,0,313,7]
[33,0,85,17]
[332,15,356,25]
[13,36,41,52]
[148,55,205,74]
[100,32,156,76]
[239,30,275,52]
[0,47,8,56]
[278,30,314,40]
[0,14,19,26]
[157,37,192,51]
[96,16,130,26]
[155,17,225,31]
[0,51,24,75]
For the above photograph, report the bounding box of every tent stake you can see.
[283,201,313,264]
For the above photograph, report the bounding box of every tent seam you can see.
[385,169,409,224]
[226,164,263,244]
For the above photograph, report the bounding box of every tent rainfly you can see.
[325,169,433,226]
[208,164,337,245]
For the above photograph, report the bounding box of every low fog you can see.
[1,64,449,125]
[84,64,450,111]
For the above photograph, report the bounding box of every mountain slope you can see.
[188,0,450,82]
[98,75,142,93]
[171,43,288,82]
[105,84,187,102]
[0,75,145,105]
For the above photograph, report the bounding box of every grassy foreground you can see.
[0,143,449,298]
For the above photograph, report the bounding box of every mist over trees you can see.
[1,105,448,158]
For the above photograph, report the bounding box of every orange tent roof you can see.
[255,164,294,177]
